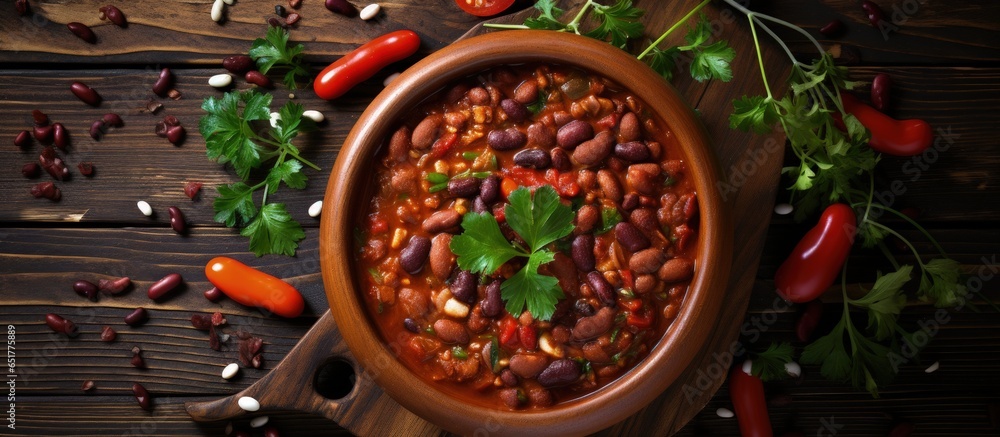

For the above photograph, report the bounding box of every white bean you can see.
[773,203,793,215]
[237,396,260,412]
[302,110,325,123]
[716,407,735,418]
[383,72,401,87]
[784,361,802,378]
[924,360,940,373]
[360,3,380,20]
[308,200,323,218]
[249,415,269,428]
[211,0,225,22]
[208,73,233,88]
[137,200,153,217]
[222,0,234,4]
[221,362,239,380]
[741,359,753,376]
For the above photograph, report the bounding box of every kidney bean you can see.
[614,222,650,252]
[124,307,148,326]
[596,169,623,202]
[614,141,651,162]
[45,313,78,336]
[429,233,455,280]
[629,248,664,274]
[447,177,480,198]
[450,270,478,304]
[89,120,105,140]
[513,81,539,105]
[618,112,640,141]
[526,122,555,148]
[101,112,124,128]
[500,99,529,123]
[573,299,595,317]
[470,176,497,205]
[571,307,615,340]
[39,147,70,180]
[167,125,186,145]
[77,162,94,177]
[556,120,593,149]
[630,208,658,233]
[573,130,615,166]
[513,148,551,169]
[100,325,116,342]
[421,210,461,234]
[49,123,69,150]
[98,276,130,295]
[15,0,29,15]
[267,16,285,28]
[203,286,224,302]
[223,55,254,75]
[325,0,356,15]
[102,5,126,27]
[575,204,599,234]
[22,163,40,178]
[537,359,581,387]
[545,147,568,171]
[33,125,53,144]
[147,273,183,300]
[246,70,273,88]
[481,280,503,318]
[285,12,301,25]
[163,115,180,126]
[860,1,886,28]
[472,196,488,213]
[131,346,145,368]
[487,127,526,151]
[466,87,489,105]
[620,193,639,211]
[659,257,694,283]
[74,280,99,301]
[167,206,187,234]
[586,271,616,308]
[498,388,524,409]
[411,115,442,150]
[184,181,203,200]
[819,19,845,38]
[70,81,101,106]
[132,383,152,411]
[433,319,469,344]
[30,182,61,201]
[795,300,824,342]
[387,126,411,163]
[571,234,596,272]
[32,109,49,126]
[15,130,31,148]
[67,22,96,43]
[190,314,212,330]
[871,73,892,111]
[509,353,549,379]
[400,236,431,274]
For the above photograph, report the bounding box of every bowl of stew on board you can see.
[320,30,732,436]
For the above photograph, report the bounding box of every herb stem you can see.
[878,241,902,270]
[483,23,531,30]
[868,221,927,269]
[747,14,774,99]
[866,204,947,258]
[565,0,597,34]
[282,147,321,170]
[637,0,712,60]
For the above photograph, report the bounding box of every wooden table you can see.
[2,1,998,435]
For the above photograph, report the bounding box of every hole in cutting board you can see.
[315,359,356,399]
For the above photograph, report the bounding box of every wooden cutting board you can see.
[185,0,789,434]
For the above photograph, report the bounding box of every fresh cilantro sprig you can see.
[749,342,794,382]
[637,2,736,83]
[450,185,574,320]
[200,90,320,256]
[487,0,644,49]
[249,26,310,89]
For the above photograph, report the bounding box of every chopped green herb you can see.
[462,151,479,160]
[451,346,468,360]
[595,207,622,234]
[750,342,794,381]
[249,26,310,89]
[367,267,383,284]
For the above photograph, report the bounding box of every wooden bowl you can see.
[320,30,732,436]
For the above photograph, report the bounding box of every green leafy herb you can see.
[750,342,794,381]
[595,206,622,234]
[450,185,573,320]
[800,305,897,398]
[850,266,911,340]
[522,0,565,31]
[249,26,310,89]
[490,337,501,372]
[451,346,468,360]
[918,258,967,307]
[584,0,645,48]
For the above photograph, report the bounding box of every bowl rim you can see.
[320,30,732,436]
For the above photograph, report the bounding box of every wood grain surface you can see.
[2,0,999,436]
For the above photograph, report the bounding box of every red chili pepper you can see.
[774,203,856,303]
[620,269,635,291]
[729,364,773,437]
[621,298,642,312]
[368,214,388,234]
[840,93,933,156]
[314,30,421,100]
[499,315,519,349]
[518,324,537,351]
[205,257,305,318]
[430,131,458,158]
[626,307,653,330]
[795,300,824,342]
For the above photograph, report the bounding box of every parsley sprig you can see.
[488,0,644,48]
[249,26,311,89]
[199,90,319,256]
[450,185,574,320]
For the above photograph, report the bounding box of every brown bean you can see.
[618,112,640,141]
[245,70,273,88]
[586,271,616,308]
[498,388,524,409]
[67,22,96,43]
[537,359,581,387]
[450,270,478,304]
[583,342,611,363]
[479,175,500,204]
[422,209,462,233]
[30,182,61,201]
[131,346,145,368]
[621,193,639,211]
[447,177,480,198]
[15,130,31,148]
[74,280,99,301]
[102,5,127,27]
[132,383,152,411]
[399,236,431,275]
[526,122,555,148]
[223,55,254,75]
[513,148,551,169]
[429,233,455,280]
[500,99,529,123]
[487,127,526,151]
[166,125,186,145]
[387,126,412,162]
[659,258,694,283]
[399,288,429,318]
[630,208,658,232]
[285,12,301,25]
[549,147,570,171]
[575,204,599,234]
[147,273,182,300]
[626,163,662,196]
[411,115,442,150]
[52,123,69,150]
[100,325,117,342]
[556,120,593,149]
[573,130,615,166]
[597,169,623,202]
[45,313,78,336]
[614,222,650,252]
[70,81,101,106]
[634,274,658,294]
[325,0,357,15]
[614,141,651,162]
[433,319,469,344]
[22,162,40,178]
[508,353,549,379]
[629,248,664,274]
[152,68,173,97]
[571,307,615,340]
[168,206,186,234]
[467,87,490,105]
[571,234,595,272]
[499,368,518,386]
[481,280,503,318]
[513,80,539,104]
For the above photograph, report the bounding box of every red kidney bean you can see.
[513,81,538,105]
[70,81,101,106]
[163,115,180,126]
[246,70,273,88]
[399,236,431,274]
[481,280,503,317]
[550,147,570,171]
[556,120,593,149]
[22,163,40,178]
[15,130,31,148]
[67,22,96,43]
[100,325,116,342]
[403,317,420,333]
[629,248,664,274]
[77,162,94,177]
[166,125,186,145]
[98,276,131,294]
[45,313,78,336]
[289,0,302,8]
[74,280,99,301]
[614,141,650,162]
[571,234,596,272]
[513,148,551,169]
[131,346,145,368]
[871,73,892,111]
[658,257,694,283]
[167,206,187,233]
[500,99,529,123]
[102,5,126,27]
[572,130,615,166]
[102,113,124,127]
[263,426,281,437]
[795,300,824,342]
[433,319,469,344]
[30,182,61,201]
[819,19,845,37]
[411,116,441,149]
[132,383,152,411]
[81,380,96,392]
[89,120,105,140]
[429,233,455,280]
[154,121,168,138]
[267,17,285,28]
[184,181,202,199]
[15,0,29,16]
[190,314,212,330]
[203,286,224,302]
[860,1,886,28]
[450,270,478,304]
[526,122,555,148]
[124,307,148,326]
[32,109,49,126]
[447,177,480,198]
[422,209,461,233]
[479,175,500,204]
[487,127,526,151]
[537,359,581,387]
[39,147,70,180]
[285,12,301,25]
[586,271,616,308]
[618,112,640,141]
[621,193,639,210]
[499,368,518,386]
[223,55,254,75]
[325,0,357,16]
[508,353,548,379]
[148,273,183,300]
[52,123,69,150]
[614,222,650,252]
[33,125,53,144]
[151,68,173,97]
[574,299,595,316]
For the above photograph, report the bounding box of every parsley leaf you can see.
[645,46,680,81]
[505,185,575,252]
[523,0,565,30]
[249,26,310,89]
[730,96,779,134]
[265,160,307,194]
[850,266,911,340]
[801,310,897,398]
[586,0,645,48]
[919,258,967,307]
[750,342,794,382]
[240,203,306,257]
[200,91,272,179]
[450,212,525,274]
[213,182,257,227]
[596,206,622,234]
[502,250,562,320]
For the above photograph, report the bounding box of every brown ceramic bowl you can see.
[320,30,732,435]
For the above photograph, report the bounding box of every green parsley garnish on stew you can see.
[450,185,574,321]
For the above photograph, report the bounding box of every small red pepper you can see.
[841,93,933,156]
[729,364,773,437]
[795,300,824,342]
[621,298,642,312]
[626,307,654,330]
[499,315,519,349]
[314,30,421,100]
[775,203,856,303]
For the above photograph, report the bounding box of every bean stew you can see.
[354,64,699,410]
